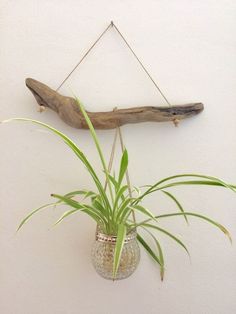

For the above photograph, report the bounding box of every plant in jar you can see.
[2,98,235,280]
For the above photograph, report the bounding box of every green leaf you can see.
[54,206,103,226]
[154,237,165,280]
[137,233,161,266]
[139,174,236,201]
[118,207,132,224]
[131,204,157,222]
[116,197,135,223]
[142,223,189,255]
[159,174,236,193]
[118,149,128,187]
[132,186,141,197]
[17,202,59,231]
[162,190,188,224]
[107,174,119,190]
[2,118,112,215]
[92,197,109,219]
[113,185,129,211]
[113,224,127,280]
[155,180,236,192]
[63,190,97,200]
[141,227,165,280]
[75,99,114,205]
[82,190,97,200]
[51,194,107,226]
[134,212,232,243]
[51,194,85,209]
[83,205,108,225]
[54,208,83,225]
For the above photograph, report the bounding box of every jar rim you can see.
[96,229,137,244]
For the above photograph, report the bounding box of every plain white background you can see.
[1,1,236,313]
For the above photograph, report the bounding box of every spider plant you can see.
[2,98,235,280]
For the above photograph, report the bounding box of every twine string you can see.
[56,21,172,108]
[56,22,112,91]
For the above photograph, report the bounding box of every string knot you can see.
[37,105,46,113]
[173,118,180,127]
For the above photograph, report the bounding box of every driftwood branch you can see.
[25,78,204,129]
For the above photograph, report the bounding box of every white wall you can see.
[1,1,236,313]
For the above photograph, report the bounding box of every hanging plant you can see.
[2,98,235,281]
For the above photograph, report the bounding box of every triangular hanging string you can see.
[56,21,172,108]
[56,22,112,91]
[111,22,172,107]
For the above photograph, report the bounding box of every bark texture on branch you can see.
[25,78,204,129]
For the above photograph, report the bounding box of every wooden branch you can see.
[25,78,204,129]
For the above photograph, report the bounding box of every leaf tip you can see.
[16,221,24,232]
[53,218,62,227]
[160,268,165,281]
[220,225,232,243]
[0,119,10,124]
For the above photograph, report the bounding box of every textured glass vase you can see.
[91,227,140,280]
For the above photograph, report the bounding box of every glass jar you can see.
[91,227,140,280]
